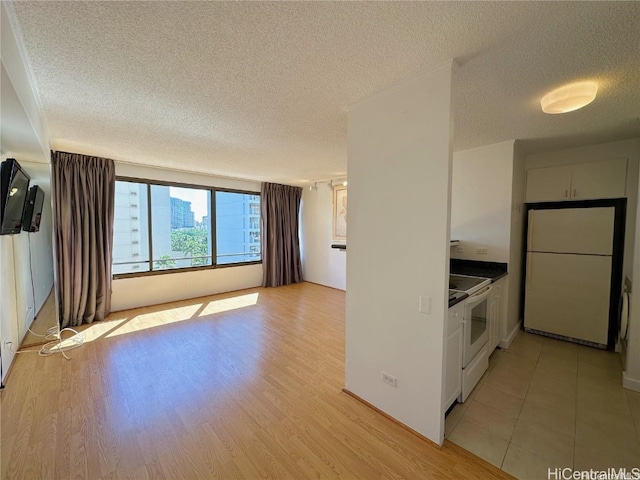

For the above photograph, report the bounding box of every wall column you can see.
[345,62,455,444]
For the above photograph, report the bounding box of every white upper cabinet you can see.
[525,158,627,203]
[570,158,627,200]
[525,165,573,202]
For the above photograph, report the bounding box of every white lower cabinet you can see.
[444,302,464,412]
[489,276,507,352]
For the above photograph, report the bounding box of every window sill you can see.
[113,260,262,280]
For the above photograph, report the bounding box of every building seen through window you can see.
[112,181,260,275]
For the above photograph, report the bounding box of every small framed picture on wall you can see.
[332,185,347,242]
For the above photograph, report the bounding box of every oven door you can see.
[462,285,492,368]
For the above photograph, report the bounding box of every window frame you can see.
[113,176,261,279]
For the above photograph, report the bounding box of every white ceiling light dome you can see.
[541,81,598,114]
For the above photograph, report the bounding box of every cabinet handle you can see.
[564,189,569,198]
[573,189,577,197]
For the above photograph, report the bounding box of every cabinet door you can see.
[444,328,463,411]
[444,304,463,411]
[525,166,573,203]
[488,277,506,351]
[570,158,627,200]
[489,296,498,351]
[497,278,508,347]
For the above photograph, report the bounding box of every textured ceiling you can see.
[5,1,640,185]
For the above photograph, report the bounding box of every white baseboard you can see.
[623,371,640,392]
[499,321,521,350]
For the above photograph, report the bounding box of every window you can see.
[215,191,261,265]
[150,185,212,270]
[113,181,150,274]
[112,179,260,276]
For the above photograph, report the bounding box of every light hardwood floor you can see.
[1,282,511,479]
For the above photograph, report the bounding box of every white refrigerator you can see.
[524,206,615,347]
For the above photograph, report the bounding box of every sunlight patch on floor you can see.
[103,304,204,339]
[78,293,260,342]
[196,292,259,317]
[79,317,130,342]
[85,293,261,340]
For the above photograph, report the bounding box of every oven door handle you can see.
[466,285,493,307]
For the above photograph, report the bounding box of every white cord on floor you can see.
[39,328,84,360]
[26,325,59,339]
[9,328,84,361]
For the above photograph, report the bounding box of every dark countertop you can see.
[450,259,508,282]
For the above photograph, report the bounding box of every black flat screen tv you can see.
[0,158,31,235]
[22,185,45,233]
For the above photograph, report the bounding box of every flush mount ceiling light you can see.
[541,81,598,114]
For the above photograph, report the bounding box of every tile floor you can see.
[445,332,640,480]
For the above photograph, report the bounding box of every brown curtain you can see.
[52,151,115,328]
[261,182,303,287]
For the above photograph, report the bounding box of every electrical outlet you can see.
[382,372,398,387]
[455,246,464,253]
[475,248,488,255]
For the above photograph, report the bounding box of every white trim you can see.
[111,158,265,185]
[622,371,640,393]
[1,1,52,154]
[499,320,521,349]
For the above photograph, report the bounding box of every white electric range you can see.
[449,274,492,402]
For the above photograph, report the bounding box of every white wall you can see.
[451,140,515,263]
[10,165,54,339]
[0,236,19,382]
[346,63,454,445]
[627,175,640,390]
[111,163,263,311]
[1,3,53,382]
[112,264,262,311]
[300,186,346,290]
[505,141,526,344]
[0,163,54,380]
[17,161,54,299]
[449,140,525,346]
[1,3,49,158]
